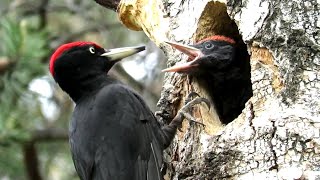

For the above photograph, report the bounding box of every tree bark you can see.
[96,0,320,179]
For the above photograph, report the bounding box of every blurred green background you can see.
[0,0,165,179]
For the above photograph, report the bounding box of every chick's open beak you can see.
[100,45,145,62]
[162,41,203,72]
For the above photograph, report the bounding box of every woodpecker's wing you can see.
[69,83,164,180]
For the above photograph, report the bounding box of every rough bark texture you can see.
[96,0,320,179]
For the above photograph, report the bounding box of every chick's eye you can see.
[89,47,95,54]
[204,42,214,49]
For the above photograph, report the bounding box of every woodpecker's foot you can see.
[171,92,210,131]
[184,92,202,105]
[154,110,162,118]
[184,92,210,109]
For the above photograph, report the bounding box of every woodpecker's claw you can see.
[171,92,210,131]
[184,95,211,110]
[176,108,205,132]
[178,96,210,125]
[185,92,201,105]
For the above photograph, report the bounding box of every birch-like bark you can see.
[95,0,320,179]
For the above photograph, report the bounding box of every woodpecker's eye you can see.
[89,47,95,54]
[204,42,214,49]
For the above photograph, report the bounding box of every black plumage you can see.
[164,36,252,124]
[70,82,164,180]
[50,42,182,180]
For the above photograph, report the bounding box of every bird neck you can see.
[60,74,115,103]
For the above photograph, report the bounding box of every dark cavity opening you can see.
[193,1,252,124]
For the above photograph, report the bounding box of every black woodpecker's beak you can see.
[162,41,203,72]
[100,45,145,62]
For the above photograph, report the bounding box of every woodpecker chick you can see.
[164,36,252,124]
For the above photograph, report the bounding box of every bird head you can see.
[50,41,145,77]
[49,41,145,101]
[163,35,236,74]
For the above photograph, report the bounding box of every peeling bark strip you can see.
[95,0,320,179]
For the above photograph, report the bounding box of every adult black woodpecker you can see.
[164,35,252,124]
[49,41,206,180]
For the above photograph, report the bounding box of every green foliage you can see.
[0,1,150,179]
[39,142,79,180]
[0,144,25,178]
[0,17,49,178]
[0,17,49,144]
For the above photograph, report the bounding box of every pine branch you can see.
[23,128,68,180]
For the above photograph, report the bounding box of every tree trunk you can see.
[96,0,320,179]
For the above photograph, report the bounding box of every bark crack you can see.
[269,120,279,171]
[248,101,256,135]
